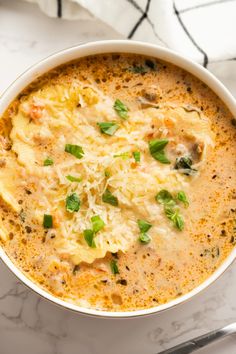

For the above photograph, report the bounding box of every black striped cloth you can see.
[24,0,236,68]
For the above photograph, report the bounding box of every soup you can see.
[0,53,235,311]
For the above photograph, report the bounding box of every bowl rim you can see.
[0,39,236,318]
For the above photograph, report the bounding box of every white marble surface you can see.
[0,1,236,353]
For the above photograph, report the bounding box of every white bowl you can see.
[0,40,236,318]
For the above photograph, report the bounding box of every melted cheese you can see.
[4,81,214,264]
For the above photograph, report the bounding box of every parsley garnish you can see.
[137,219,152,233]
[110,259,119,274]
[84,229,96,248]
[43,158,53,166]
[43,214,53,229]
[91,215,105,233]
[65,144,84,159]
[66,175,82,182]
[133,151,141,163]
[66,193,80,212]
[97,122,119,136]
[177,191,189,207]
[149,139,170,164]
[139,233,151,244]
[102,189,119,207]
[113,99,129,119]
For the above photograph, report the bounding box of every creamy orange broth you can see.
[0,53,236,311]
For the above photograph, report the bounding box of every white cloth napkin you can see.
[23,0,236,68]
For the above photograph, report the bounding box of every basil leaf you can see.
[66,175,82,182]
[133,151,141,163]
[137,219,152,233]
[91,215,105,233]
[113,152,130,160]
[66,193,80,212]
[43,214,53,228]
[177,191,189,207]
[139,233,151,244]
[113,99,129,119]
[149,139,170,164]
[65,144,84,159]
[156,190,175,205]
[110,259,119,274]
[102,189,119,207]
[164,207,184,231]
[84,229,96,248]
[97,122,119,136]
[43,158,53,166]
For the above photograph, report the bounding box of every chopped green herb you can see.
[113,99,129,119]
[104,169,111,178]
[43,214,53,229]
[43,158,53,166]
[133,151,141,163]
[66,175,82,182]
[102,189,119,207]
[128,65,148,74]
[65,144,84,159]
[113,152,130,160]
[156,190,175,206]
[149,139,170,164]
[91,215,105,233]
[164,207,184,231]
[139,233,151,244]
[110,259,119,274]
[174,156,197,176]
[97,122,119,136]
[177,191,189,207]
[145,59,156,70]
[137,219,152,233]
[66,193,80,212]
[84,229,96,248]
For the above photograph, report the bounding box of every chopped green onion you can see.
[66,193,80,212]
[65,144,84,159]
[137,219,152,233]
[110,259,119,274]
[113,99,129,119]
[102,189,119,207]
[91,215,105,234]
[66,175,82,182]
[43,214,53,229]
[97,122,119,136]
[84,229,96,248]
[139,233,151,244]
[149,139,170,164]
[177,191,189,207]
[43,158,53,166]
[133,151,141,163]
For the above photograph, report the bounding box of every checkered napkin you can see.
[24,0,236,68]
